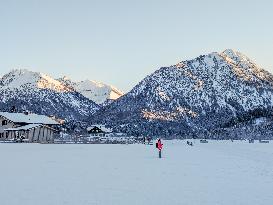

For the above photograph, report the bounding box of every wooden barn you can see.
[0,112,60,143]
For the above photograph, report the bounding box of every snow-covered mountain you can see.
[0,69,72,92]
[0,69,99,121]
[58,77,124,105]
[94,49,273,138]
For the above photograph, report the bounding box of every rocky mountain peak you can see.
[94,49,273,138]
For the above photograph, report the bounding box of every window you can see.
[2,120,7,126]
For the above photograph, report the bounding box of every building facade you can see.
[87,124,112,137]
[0,112,60,143]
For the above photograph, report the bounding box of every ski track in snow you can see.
[0,140,272,205]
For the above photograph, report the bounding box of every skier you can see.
[156,139,163,158]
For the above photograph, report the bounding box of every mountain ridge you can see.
[0,69,100,122]
[92,49,273,138]
[1,49,273,139]
[0,69,124,105]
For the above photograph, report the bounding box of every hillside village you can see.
[0,110,138,144]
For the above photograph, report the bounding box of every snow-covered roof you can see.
[0,112,59,125]
[4,124,43,131]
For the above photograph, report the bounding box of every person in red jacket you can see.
[156,139,163,158]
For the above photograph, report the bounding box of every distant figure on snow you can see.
[156,139,163,158]
[187,141,193,146]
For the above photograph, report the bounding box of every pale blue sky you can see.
[1,0,273,92]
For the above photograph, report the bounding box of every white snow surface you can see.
[0,140,272,205]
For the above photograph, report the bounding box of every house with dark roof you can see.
[0,112,60,143]
[87,124,112,137]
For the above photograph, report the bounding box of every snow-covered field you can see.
[1,140,273,205]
